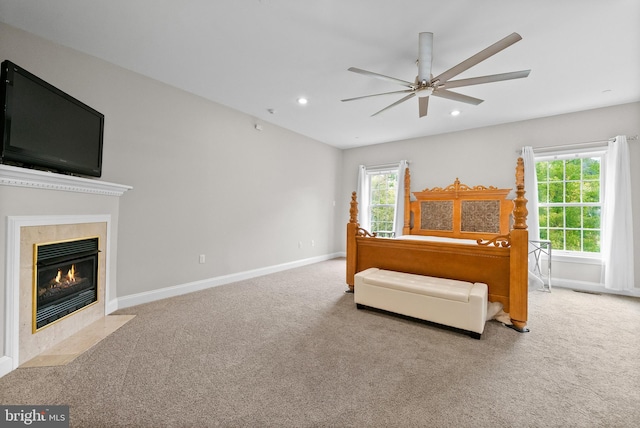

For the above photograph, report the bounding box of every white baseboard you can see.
[105,299,119,315]
[551,278,640,297]
[113,253,344,311]
[0,356,14,379]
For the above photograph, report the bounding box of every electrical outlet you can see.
[311,240,315,247]
[199,254,206,264]
[298,241,303,248]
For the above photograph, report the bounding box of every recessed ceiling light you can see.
[297,97,308,105]
[450,110,461,116]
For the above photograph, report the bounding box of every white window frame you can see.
[535,149,606,260]
[364,168,398,238]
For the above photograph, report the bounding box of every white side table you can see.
[529,240,552,292]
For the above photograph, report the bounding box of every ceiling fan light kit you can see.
[417,87,433,98]
[343,32,531,118]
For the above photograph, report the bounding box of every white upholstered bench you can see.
[354,268,488,339]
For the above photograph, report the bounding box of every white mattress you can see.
[395,235,479,246]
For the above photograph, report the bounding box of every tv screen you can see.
[0,60,104,177]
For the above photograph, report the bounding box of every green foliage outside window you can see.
[536,156,601,253]
[369,172,397,237]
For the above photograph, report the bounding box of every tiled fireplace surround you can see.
[1,164,131,373]
[17,221,108,363]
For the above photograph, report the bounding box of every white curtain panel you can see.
[601,136,635,290]
[356,165,368,229]
[393,160,408,238]
[521,147,540,243]
[521,147,545,289]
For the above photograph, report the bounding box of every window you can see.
[367,169,398,238]
[535,153,604,254]
[358,161,406,238]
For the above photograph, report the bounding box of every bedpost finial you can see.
[349,191,359,224]
[513,157,528,229]
[516,157,525,188]
[404,168,410,193]
[404,168,411,233]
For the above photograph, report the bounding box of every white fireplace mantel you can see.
[1,164,130,377]
[0,164,132,196]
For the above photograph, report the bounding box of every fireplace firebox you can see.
[34,237,100,331]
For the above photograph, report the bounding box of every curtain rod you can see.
[517,135,638,154]
[363,160,410,169]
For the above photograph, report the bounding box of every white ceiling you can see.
[1,0,639,149]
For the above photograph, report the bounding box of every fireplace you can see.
[1,167,130,374]
[34,237,100,331]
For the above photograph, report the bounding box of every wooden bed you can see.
[346,157,529,332]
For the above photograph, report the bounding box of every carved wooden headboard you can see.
[403,175,513,240]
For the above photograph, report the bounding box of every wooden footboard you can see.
[347,158,529,331]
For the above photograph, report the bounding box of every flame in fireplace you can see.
[52,264,77,285]
[67,264,76,283]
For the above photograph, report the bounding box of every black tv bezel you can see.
[0,60,104,178]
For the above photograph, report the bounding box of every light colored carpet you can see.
[1,258,639,427]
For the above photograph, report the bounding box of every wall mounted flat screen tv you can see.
[0,60,104,177]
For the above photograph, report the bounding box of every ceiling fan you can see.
[342,32,530,117]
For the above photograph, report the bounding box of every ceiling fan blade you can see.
[348,67,415,88]
[432,89,483,105]
[341,89,414,102]
[418,32,433,83]
[443,70,531,89]
[371,93,417,117]
[419,96,429,117]
[432,32,523,84]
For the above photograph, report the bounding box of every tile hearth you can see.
[20,315,135,368]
